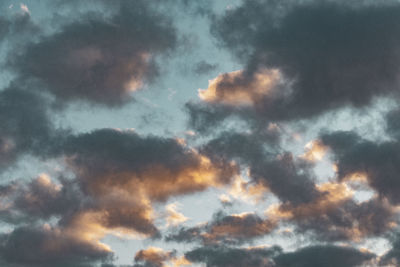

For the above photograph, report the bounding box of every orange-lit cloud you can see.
[166,212,276,245]
[226,174,268,204]
[55,129,239,238]
[198,68,281,106]
[134,247,191,267]
[165,202,188,227]
[202,212,276,245]
[267,180,397,241]
[300,139,329,162]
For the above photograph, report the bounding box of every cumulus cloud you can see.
[201,132,320,205]
[9,0,177,107]
[188,0,400,131]
[61,129,237,202]
[0,128,239,261]
[1,1,400,266]
[268,181,397,241]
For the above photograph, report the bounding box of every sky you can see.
[1,0,400,266]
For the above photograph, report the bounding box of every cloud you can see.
[0,128,238,240]
[299,139,328,163]
[185,244,375,267]
[381,232,400,266]
[0,225,113,267]
[56,129,237,237]
[134,247,176,267]
[133,246,191,267]
[320,130,400,205]
[193,60,218,75]
[188,0,400,131]
[61,129,237,202]
[165,202,188,227]
[268,181,397,241]
[201,132,320,205]
[198,68,282,106]
[9,0,177,107]
[0,126,240,265]
[20,3,29,14]
[185,245,281,267]
[0,87,56,171]
[0,11,39,44]
[3,174,81,223]
[273,245,375,267]
[166,211,276,245]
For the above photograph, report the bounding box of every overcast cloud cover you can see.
[1,0,400,266]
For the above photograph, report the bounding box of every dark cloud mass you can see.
[2,0,400,266]
[0,87,55,171]
[202,132,320,205]
[273,245,375,267]
[185,245,281,267]
[0,226,113,267]
[185,245,374,267]
[9,0,177,106]
[321,130,400,205]
[61,129,237,202]
[188,0,400,131]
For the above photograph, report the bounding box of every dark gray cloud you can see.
[185,245,281,267]
[185,244,375,267]
[320,130,400,205]
[386,108,400,139]
[166,211,276,245]
[199,131,398,242]
[9,0,177,107]
[56,129,236,236]
[279,196,397,241]
[0,12,40,44]
[60,128,236,201]
[201,132,320,205]
[273,245,375,267]
[193,61,218,75]
[0,87,56,171]
[188,0,400,131]
[0,176,83,225]
[0,226,113,267]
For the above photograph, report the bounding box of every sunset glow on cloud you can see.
[2,0,400,266]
